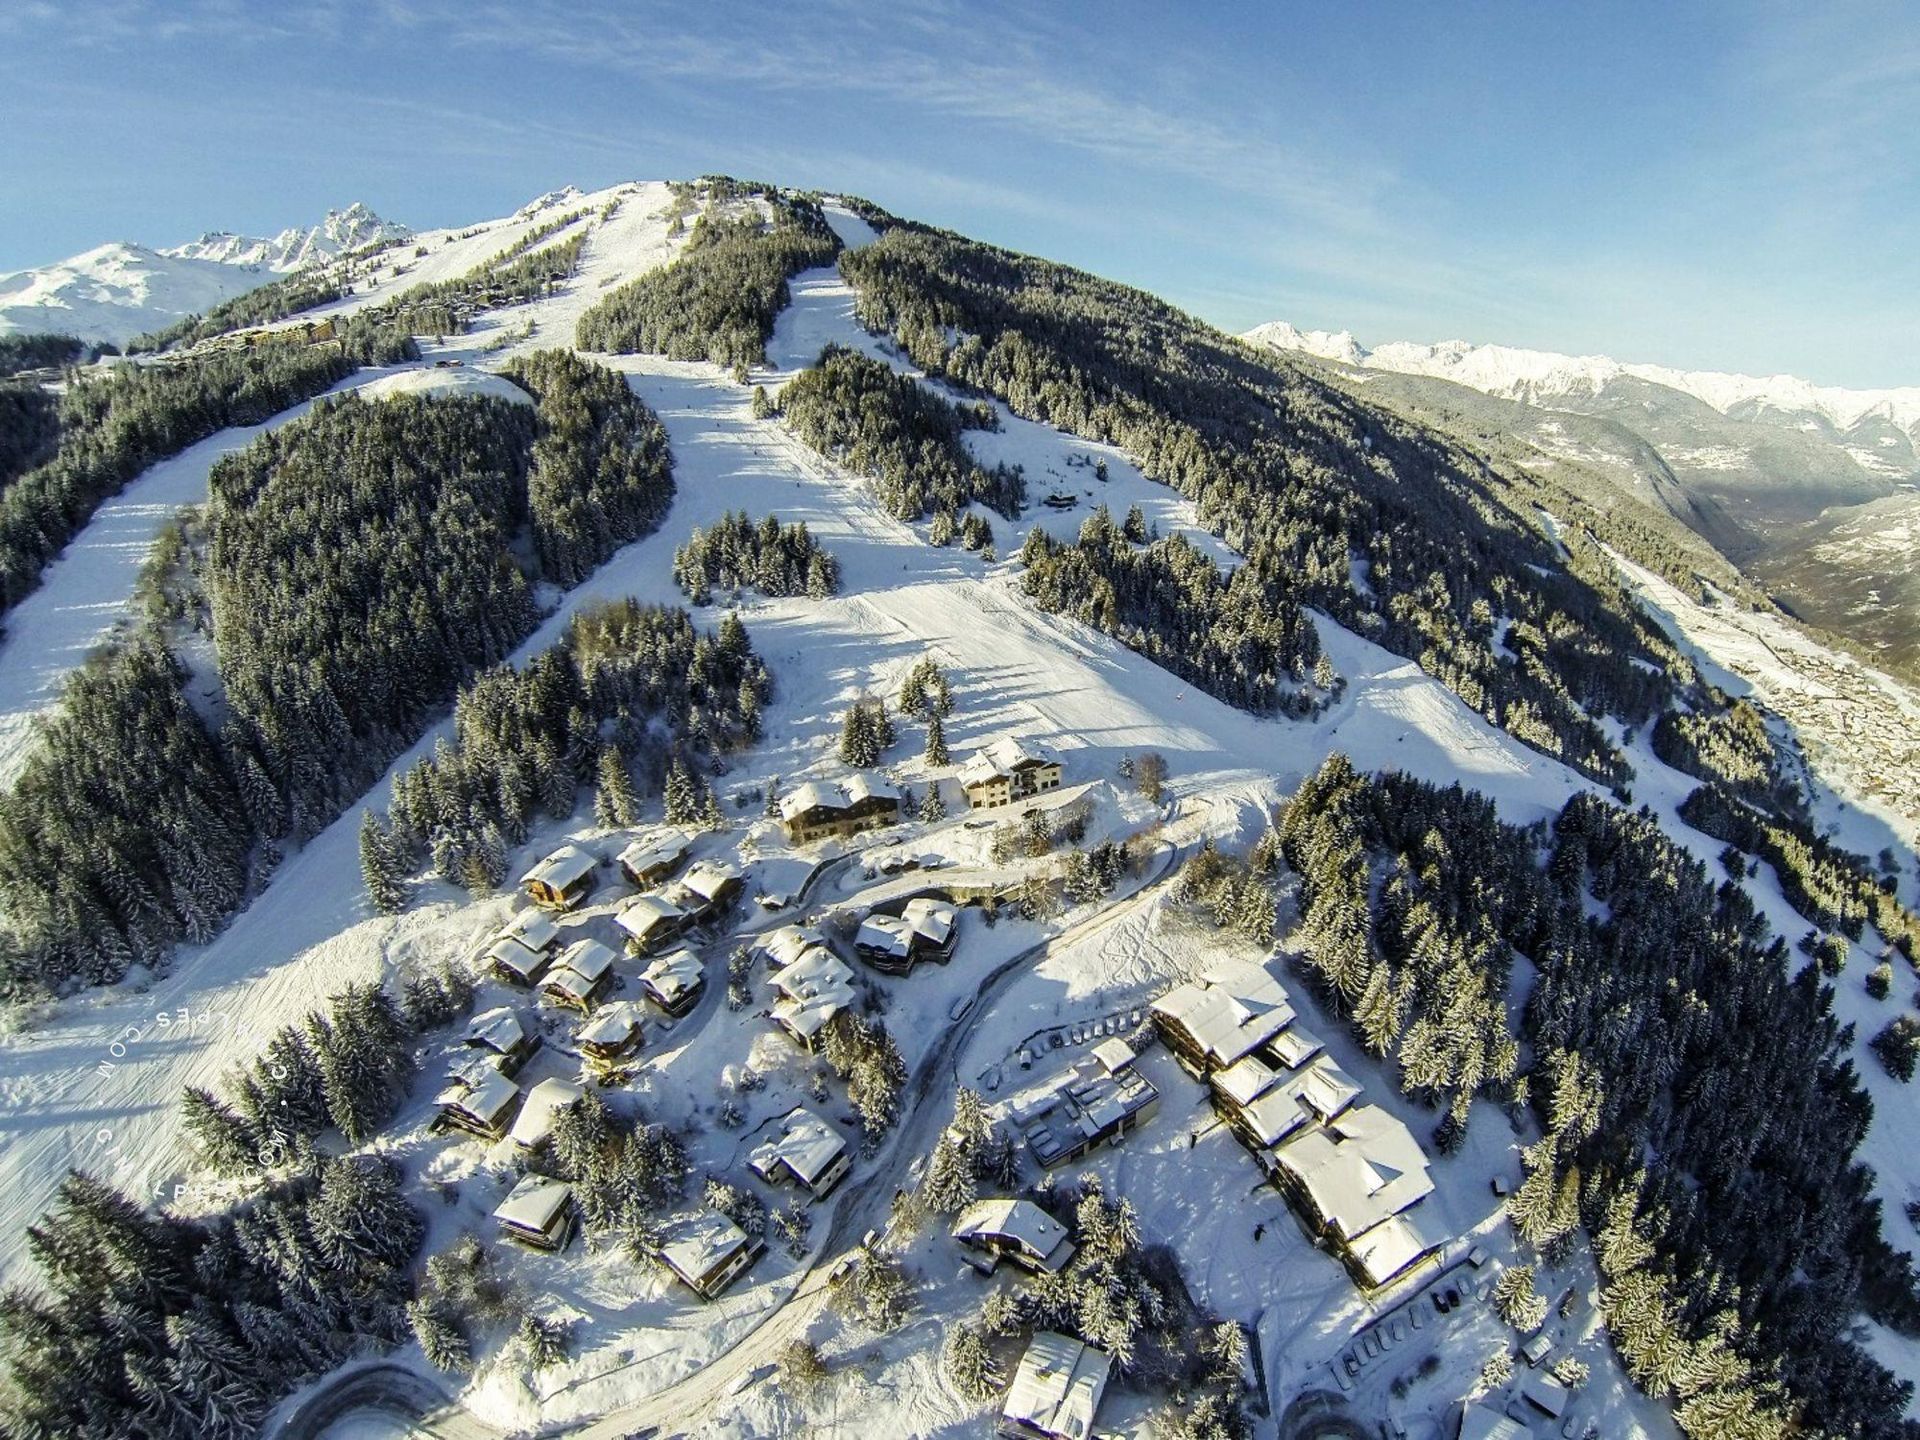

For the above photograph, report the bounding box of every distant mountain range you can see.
[0,203,410,346]
[1246,320,1920,680]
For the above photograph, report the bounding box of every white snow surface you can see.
[1246,319,1920,436]
[355,366,533,408]
[0,182,1912,1437]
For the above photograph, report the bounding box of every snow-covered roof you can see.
[555,937,616,984]
[657,1209,752,1285]
[502,908,560,951]
[677,859,739,903]
[1150,967,1294,1068]
[778,773,900,821]
[465,1006,527,1056]
[1271,1103,1434,1241]
[616,893,685,938]
[1212,1054,1282,1108]
[435,1067,520,1128]
[521,843,598,892]
[641,945,703,1003]
[959,735,1060,790]
[772,944,855,1001]
[1347,1206,1447,1288]
[1089,1037,1134,1075]
[748,1107,848,1188]
[486,935,550,982]
[856,915,915,958]
[1522,1375,1570,1419]
[1287,1054,1361,1122]
[1239,1086,1314,1148]
[494,1174,572,1233]
[1267,1022,1324,1070]
[617,829,690,876]
[1007,1054,1159,1167]
[1002,1331,1110,1440]
[902,896,956,946]
[755,924,824,968]
[953,1198,1072,1270]
[1459,1405,1533,1440]
[578,1002,643,1049]
[509,1077,583,1148]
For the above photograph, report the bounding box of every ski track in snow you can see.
[0,190,1911,1433]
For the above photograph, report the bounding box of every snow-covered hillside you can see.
[0,202,408,345]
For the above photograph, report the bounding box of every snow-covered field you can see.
[0,183,1913,1438]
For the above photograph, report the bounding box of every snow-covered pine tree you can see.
[925,711,949,765]
[409,1297,472,1372]
[942,1320,1000,1401]
[181,1085,258,1177]
[595,745,639,828]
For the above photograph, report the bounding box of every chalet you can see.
[1000,1331,1111,1440]
[778,774,901,844]
[1347,1206,1448,1290]
[1267,1021,1325,1071]
[1209,1054,1312,1154]
[434,1068,522,1140]
[747,1106,850,1199]
[617,829,691,888]
[639,945,705,1017]
[1149,958,1295,1077]
[503,907,561,954]
[655,1210,764,1299]
[952,1197,1075,1275]
[577,1003,644,1079]
[1005,1047,1160,1169]
[663,859,742,925]
[1270,1103,1440,1288]
[769,946,859,1053]
[755,924,826,970]
[520,844,599,910]
[493,1174,577,1252]
[854,915,919,973]
[486,935,553,988]
[615,893,687,955]
[540,938,618,1012]
[509,1076,583,1150]
[903,896,959,961]
[959,737,1063,811]
[463,1007,539,1076]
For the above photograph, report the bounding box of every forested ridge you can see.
[576,177,839,367]
[1281,756,1920,1439]
[776,343,1025,520]
[837,218,1689,786]
[0,355,676,995]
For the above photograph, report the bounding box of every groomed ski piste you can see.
[0,181,1913,1439]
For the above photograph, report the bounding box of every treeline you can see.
[376,230,589,338]
[1277,754,1920,1436]
[0,1159,423,1439]
[0,332,86,374]
[368,603,770,907]
[129,269,351,353]
[776,343,1024,520]
[1651,698,1799,814]
[576,180,839,366]
[838,221,1683,785]
[0,364,678,994]
[1678,785,1919,956]
[1021,507,1321,716]
[209,391,541,837]
[0,379,60,490]
[672,510,839,603]
[503,348,674,583]
[0,335,411,621]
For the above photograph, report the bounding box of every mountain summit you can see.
[161,201,410,271]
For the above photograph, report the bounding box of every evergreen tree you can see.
[663,757,700,824]
[595,745,639,828]
[943,1320,1001,1401]
[919,783,948,823]
[408,1297,471,1373]
[359,811,406,914]
[925,711,950,766]
[180,1086,257,1177]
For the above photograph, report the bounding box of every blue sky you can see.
[2,0,1915,386]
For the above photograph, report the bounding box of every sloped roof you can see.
[959,735,1060,789]
[578,1002,643,1049]
[902,896,956,946]
[1267,1022,1325,1070]
[494,1174,572,1233]
[1212,1053,1283,1108]
[771,945,855,1001]
[509,1077,583,1147]
[1348,1206,1447,1287]
[856,915,915,958]
[953,1198,1072,1268]
[486,935,549,981]
[748,1106,848,1187]
[1090,1037,1135,1075]
[436,1067,519,1128]
[1271,1102,1434,1240]
[1287,1054,1362,1121]
[755,924,824,968]
[616,893,686,938]
[554,938,616,985]
[657,1209,751,1284]
[502,908,560,951]
[465,1006,527,1055]
[520,843,597,891]
[1459,1404,1533,1440]
[617,829,690,874]
[779,773,900,821]
[1150,975,1293,1068]
[1002,1331,1110,1440]
[641,945,703,1001]
[678,859,739,902]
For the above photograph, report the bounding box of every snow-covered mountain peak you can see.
[162,202,411,271]
[1246,319,1920,436]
